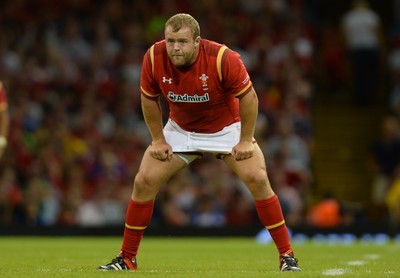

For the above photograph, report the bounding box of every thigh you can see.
[223,143,266,176]
[134,146,188,191]
[223,143,274,199]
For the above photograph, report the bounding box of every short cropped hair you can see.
[165,13,200,39]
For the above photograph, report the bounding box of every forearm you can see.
[239,89,258,142]
[141,95,166,143]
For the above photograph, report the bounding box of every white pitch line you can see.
[364,254,381,260]
[347,260,366,266]
[322,268,346,276]
[322,252,387,276]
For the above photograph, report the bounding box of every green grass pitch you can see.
[0,236,399,277]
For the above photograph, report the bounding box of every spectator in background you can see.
[307,192,342,228]
[0,81,9,159]
[387,34,400,118]
[264,114,311,174]
[369,114,400,220]
[341,0,383,106]
[385,168,400,229]
[318,26,348,96]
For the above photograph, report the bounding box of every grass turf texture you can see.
[0,236,399,277]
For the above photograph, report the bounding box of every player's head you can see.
[165,13,201,67]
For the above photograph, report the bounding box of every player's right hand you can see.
[150,140,174,161]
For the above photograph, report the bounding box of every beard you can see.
[169,51,196,67]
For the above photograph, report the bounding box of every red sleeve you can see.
[140,45,161,99]
[222,50,252,99]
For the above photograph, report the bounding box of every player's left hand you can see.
[150,140,174,161]
[232,141,254,161]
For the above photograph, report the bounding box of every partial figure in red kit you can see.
[0,81,9,159]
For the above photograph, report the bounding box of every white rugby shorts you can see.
[163,119,241,164]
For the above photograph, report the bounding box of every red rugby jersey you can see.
[0,81,8,112]
[140,39,252,133]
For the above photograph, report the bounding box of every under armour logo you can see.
[162,77,172,84]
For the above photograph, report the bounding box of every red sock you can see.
[121,199,154,259]
[255,195,293,258]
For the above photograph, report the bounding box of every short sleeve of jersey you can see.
[140,46,161,99]
[221,50,252,98]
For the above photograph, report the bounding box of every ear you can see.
[195,36,201,46]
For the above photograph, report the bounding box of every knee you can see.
[242,169,273,198]
[242,169,268,187]
[133,173,156,196]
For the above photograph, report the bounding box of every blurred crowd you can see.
[369,0,400,230]
[1,0,316,228]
